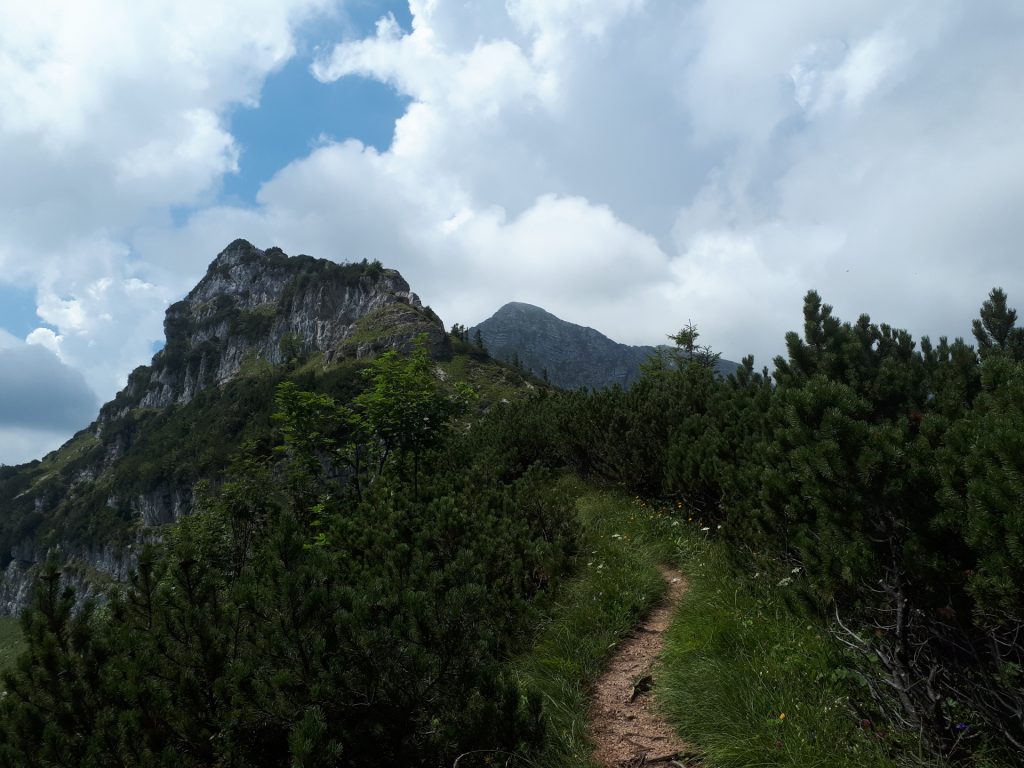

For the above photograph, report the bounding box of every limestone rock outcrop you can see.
[100,239,444,422]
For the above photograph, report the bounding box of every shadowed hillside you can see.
[471,301,739,390]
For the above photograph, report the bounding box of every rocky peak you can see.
[471,302,740,390]
[0,241,449,616]
[188,239,421,307]
[209,237,263,267]
[100,241,444,422]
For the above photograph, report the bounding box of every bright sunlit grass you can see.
[658,532,944,768]
[510,483,673,767]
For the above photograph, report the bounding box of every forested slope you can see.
[485,287,1024,764]
[0,240,454,615]
[2,282,1022,767]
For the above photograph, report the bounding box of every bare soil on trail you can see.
[588,566,693,768]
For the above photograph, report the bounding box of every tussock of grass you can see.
[511,486,676,767]
[658,534,937,768]
[0,618,24,672]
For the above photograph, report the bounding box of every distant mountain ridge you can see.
[470,302,739,390]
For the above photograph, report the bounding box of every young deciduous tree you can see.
[352,336,471,493]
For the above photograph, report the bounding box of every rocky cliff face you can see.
[0,240,445,615]
[100,239,444,421]
[470,302,739,390]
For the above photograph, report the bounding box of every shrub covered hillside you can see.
[0,241,450,614]
[0,341,575,767]
[3,288,1022,767]
[479,288,1024,764]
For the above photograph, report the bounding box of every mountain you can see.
[0,240,461,614]
[101,238,445,419]
[0,244,741,616]
[469,302,739,390]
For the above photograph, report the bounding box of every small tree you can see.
[0,558,111,766]
[972,287,1024,361]
[352,336,467,493]
[666,321,721,370]
[279,332,305,365]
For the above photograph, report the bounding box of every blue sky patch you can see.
[221,1,412,205]
[0,284,41,339]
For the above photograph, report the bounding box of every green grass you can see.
[0,617,24,671]
[512,487,952,768]
[511,484,679,767]
[438,353,541,410]
[658,531,940,768]
[20,429,100,494]
[342,304,435,348]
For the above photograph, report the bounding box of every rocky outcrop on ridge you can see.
[100,239,444,421]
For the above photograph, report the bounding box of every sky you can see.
[2,0,1024,464]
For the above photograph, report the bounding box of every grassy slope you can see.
[0,618,23,671]
[512,484,674,767]
[514,486,945,768]
[659,533,934,768]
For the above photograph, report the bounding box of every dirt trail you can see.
[588,566,693,767]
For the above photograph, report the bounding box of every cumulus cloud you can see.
[191,0,1023,354]
[6,0,1024,459]
[0,0,333,408]
[0,343,98,465]
[0,345,97,431]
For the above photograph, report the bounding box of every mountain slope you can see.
[470,302,739,390]
[0,241,459,614]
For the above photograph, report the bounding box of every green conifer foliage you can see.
[455,288,1024,760]
[940,357,1024,622]
[0,559,111,767]
[935,357,1024,752]
[972,287,1024,361]
[0,344,571,767]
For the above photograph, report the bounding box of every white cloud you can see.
[0,0,334,428]
[790,31,912,117]
[148,0,1024,360]
[25,327,61,356]
[117,108,239,193]
[435,195,670,325]
[507,0,644,41]
[6,0,1024,460]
